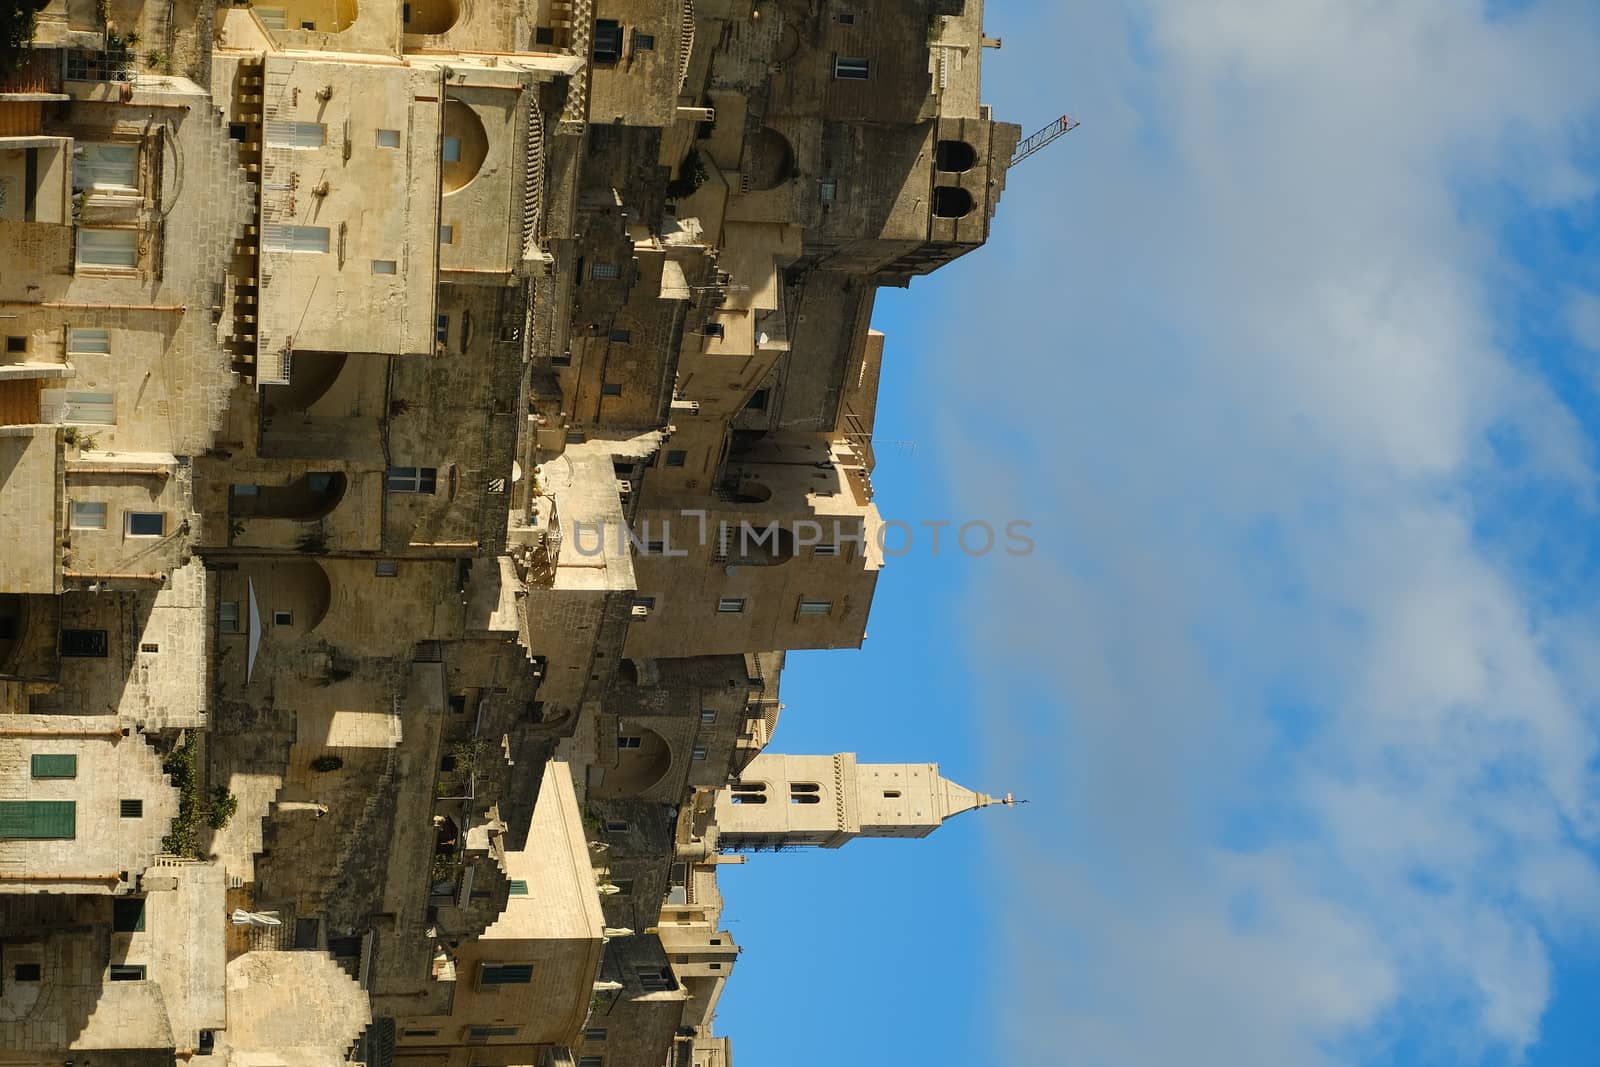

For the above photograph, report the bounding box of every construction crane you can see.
[1011,114,1080,168]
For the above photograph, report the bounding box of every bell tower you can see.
[711,753,1009,851]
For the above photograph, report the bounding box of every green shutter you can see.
[30,754,78,779]
[0,800,76,839]
[507,880,528,896]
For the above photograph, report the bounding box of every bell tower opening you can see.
[932,186,974,219]
[934,140,977,173]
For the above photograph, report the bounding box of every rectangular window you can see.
[593,18,623,63]
[664,450,687,468]
[125,512,165,538]
[617,736,642,749]
[632,595,655,614]
[73,143,138,191]
[798,599,833,616]
[376,129,401,148]
[700,709,717,724]
[633,31,655,50]
[112,898,146,933]
[273,611,293,627]
[375,561,399,577]
[703,322,725,339]
[819,178,838,203]
[13,963,41,981]
[608,329,631,343]
[580,1058,605,1067]
[0,800,76,839]
[814,542,841,557]
[261,224,331,254]
[480,962,534,985]
[717,598,746,614]
[387,466,438,494]
[30,754,77,779]
[746,388,769,411]
[467,1026,521,1040]
[435,314,450,345]
[442,136,462,163]
[403,1029,440,1039]
[264,121,327,149]
[610,878,633,894]
[590,262,620,280]
[372,259,397,274]
[120,799,143,818]
[692,745,708,761]
[584,1027,608,1042]
[60,629,108,657]
[41,389,116,425]
[219,600,241,634]
[439,224,454,244]
[605,820,630,833]
[601,383,623,397]
[507,879,529,896]
[836,12,856,24]
[6,335,25,354]
[139,643,159,654]
[833,56,870,80]
[76,227,139,268]
[108,965,146,981]
[535,25,554,44]
[637,971,673,991]
[70,501,107,530]
[67,327,111,355]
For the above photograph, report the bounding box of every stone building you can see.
[0,0,1020,1063]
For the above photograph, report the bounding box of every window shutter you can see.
[0,800,77,839]
[30,754,78,779]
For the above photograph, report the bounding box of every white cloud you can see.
[950,1,1600,1063]
[1571,290,1600,353]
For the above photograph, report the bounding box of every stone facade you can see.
[0,0,1018,1063]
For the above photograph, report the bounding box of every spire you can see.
[935,773,1016,821]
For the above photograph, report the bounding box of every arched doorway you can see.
[231,472,348,522]
[597,728,673,797]
[441,101,489,194]
[745,128,795,192]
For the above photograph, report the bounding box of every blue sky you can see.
[718,2,1600,1065]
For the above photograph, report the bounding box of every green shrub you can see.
[206,786,238,829]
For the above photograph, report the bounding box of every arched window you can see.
[934,140,977,173]
[932,186,974,219]
[789,783,821,805]
[731,782,767,805]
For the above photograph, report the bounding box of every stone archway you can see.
[745,127,795,192]
[441,101,489,194]
[596,728,673,798]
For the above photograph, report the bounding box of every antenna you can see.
[1011,114,1080,168]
